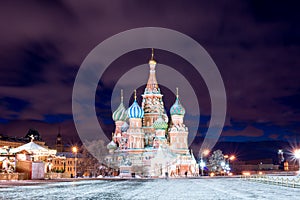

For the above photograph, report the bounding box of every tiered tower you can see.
[153,115,168,148]
[168,88,189,153]
[127,90,145,149]
[142,49,167,147]
[112,89,127,147]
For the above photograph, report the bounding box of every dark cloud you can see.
[222,125,264,138]
[0,0,299,146]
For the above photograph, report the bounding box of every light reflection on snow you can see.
[0,178,299,200]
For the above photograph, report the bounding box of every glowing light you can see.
[294,149,300,159]
[242,172,251,176]
[210,172,215,177]
[203,149,210,156]
[72,146,78,153]
[200,160,206,168]
[229,155,235,161]
[221,161,225,167]
[258,171,263,175]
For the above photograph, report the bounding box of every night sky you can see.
[0,1,299,158]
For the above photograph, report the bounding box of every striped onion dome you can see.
[153,116,168,130]
[107,140,117,150]
[127,100,144,119]
[112,90,127,121]
[112,102,127,121]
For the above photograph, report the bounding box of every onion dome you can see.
[127,90,144,118]
[170,88,185,116]
[121,122,129,132]
[107,139,117,150]
[112,90,127,121]
[153,116,168,130]
[149,48,157,66]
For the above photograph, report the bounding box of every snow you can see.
[0,177,299,200]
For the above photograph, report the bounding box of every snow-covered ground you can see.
[0,177,299,200]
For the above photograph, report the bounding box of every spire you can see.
[151,48,154,60]
[145,48,159,94]
[134,89,137,101]
[121,89,123,103]
[149,48,156,64]
[57,125,61,137]
[176,87,179,99]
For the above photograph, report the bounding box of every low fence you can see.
[45,173,71,179]
[0,173,28,180]
[241,175,300,188]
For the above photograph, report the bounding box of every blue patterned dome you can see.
[153,116,168,130]
[128,100,144,118]
[112,102,127,121]
[170,98,185,116]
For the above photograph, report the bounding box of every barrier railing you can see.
[241,175,300,188]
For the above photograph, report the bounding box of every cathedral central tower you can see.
[142,49,167,146]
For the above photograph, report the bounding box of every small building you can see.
[50,152,84,178]
[10,141,57,179]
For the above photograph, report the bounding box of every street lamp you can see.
[72,146,78,178]
[199,149,210,176]
[229,155,235,161]
[199,160,206,176]
[294,149,300,174]
[224,155,235,175]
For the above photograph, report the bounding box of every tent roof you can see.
[10,142,49,154]
[0,148,8,154]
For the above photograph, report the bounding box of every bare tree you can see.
[84,139,108,164]
[77,139,109,177]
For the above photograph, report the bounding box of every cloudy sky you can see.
[0,0,299,150]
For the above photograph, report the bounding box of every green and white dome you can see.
[107,140,117,150]
[112,102,127,121]
[112,90,128,121]
[153,116,168,130]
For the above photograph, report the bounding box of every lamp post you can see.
[294,149,300,174]
[221,161,226,175]
[72,146,78,178]
[199,159,206,176]
[199,149,210,176]
[224,155,235,175]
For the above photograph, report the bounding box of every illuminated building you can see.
[107,50,198,177]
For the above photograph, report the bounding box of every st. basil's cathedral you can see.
[106,50,198,177]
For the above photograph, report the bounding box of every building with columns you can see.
[106,50,198,177]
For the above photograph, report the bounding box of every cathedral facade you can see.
[106,50,198,177]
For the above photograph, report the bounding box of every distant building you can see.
[50,152,84,178]
[232,159,279,173]
[0,129,48,149]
